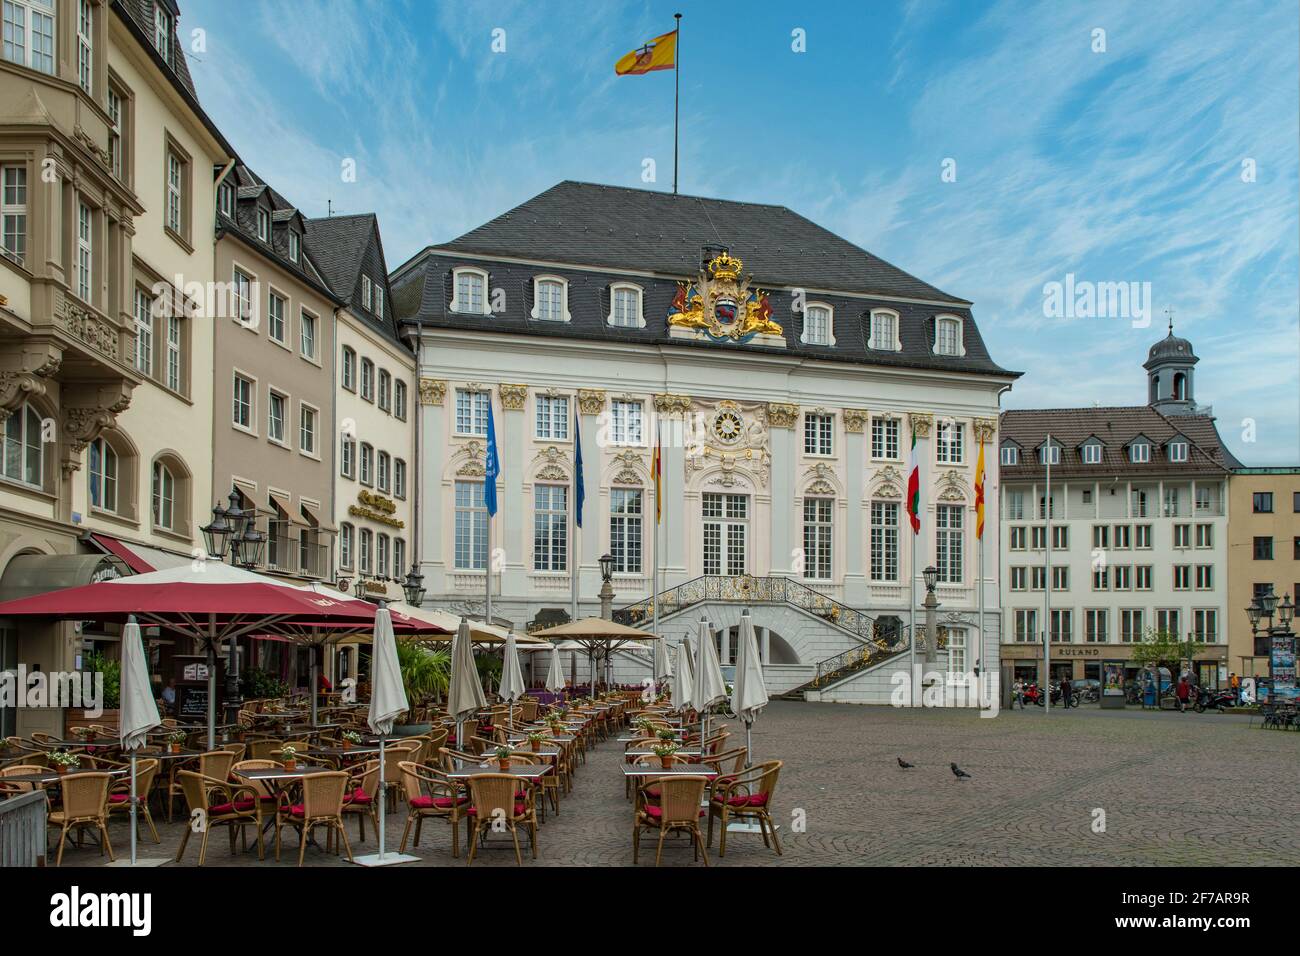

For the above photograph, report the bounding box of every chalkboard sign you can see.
[178,687,210,720]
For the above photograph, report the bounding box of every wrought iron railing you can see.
[807,623,950,689]
[612,574,878,642]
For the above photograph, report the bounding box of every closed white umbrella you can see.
[117,616,159,866]
[672,637,695,708]
[545,647,566,695]
[498,631,525,727]
[732,609,769,765]
[692,617,728,752]
[356,602,416,866]
[654,636,673,681]
[447,617,486,746]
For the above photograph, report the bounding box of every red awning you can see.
[87,533,155,574]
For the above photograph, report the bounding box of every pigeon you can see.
[897,757,915,769]
[951,763,971,780]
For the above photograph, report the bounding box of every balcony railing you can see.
[261,519,332,580]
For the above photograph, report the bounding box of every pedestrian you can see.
[1176,675,1190,713]
[1229,671,1240,703]
[1012,678,1023,709]
[1060,675,1072,709]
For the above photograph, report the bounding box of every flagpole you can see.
[486,510,493,626]
[652,418,661,692]
[571,410,581,624]
[673,12,681,194]
[1043,431,1051,714]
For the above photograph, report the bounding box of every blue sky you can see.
[183,0,1299,463]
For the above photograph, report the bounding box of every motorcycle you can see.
[1193,688,1236,713]
[1029,682,1081,707]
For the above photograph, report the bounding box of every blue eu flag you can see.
[484,398,500,517]
[574,408,585,529]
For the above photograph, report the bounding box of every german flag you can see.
[615,30,677,75]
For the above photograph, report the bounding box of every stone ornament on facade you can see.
[972,417,998,443]
[908,411,934,438]
[802,461,838,497]
[532,444,571,481]
[685,398,772,488]
[843,408,869,433]
[936,469,972,502]
[58,298,119,360]
[577,388,606,415]
[499,383,528,411]
[653,392,692,416]
[610,449,646,486]
[766,402,799,428]
[869,464,905,500]
[60,392,132,475]
[455,439,486,477]
[0,350,61,413]
[418,378,446,406]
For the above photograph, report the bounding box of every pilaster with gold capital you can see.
[972,418,998,443]
[843,408,869,434]
[418,378,446,406]
[767,403,799,429]
[498,383,528,411]
[577,389,606,416]
[908,412,934,438]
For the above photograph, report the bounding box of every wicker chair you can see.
[465,772,538,865]
[458,719,481,753]
[229,759,287,860]
[0,763,48,796]
[107,758,161,844]
[46,771,114,866]
[706,759,783,857]
[166,749,235,822]
[632,774,708,867]
[275,771,352,866]
[380,740,421,812]
[397,759,468,856]
[341,759,380,842]
[173,769,262,865]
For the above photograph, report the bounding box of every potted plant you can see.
[493,745,513,772]
[392,643,451,736]
[50,750,80,775]
[279,744,299,771]
[651,742,679,770]
[634,716,653,734]
[655,727,675,743]
[341,730,362,751]
[166,730,187,754]
[526,731,545,752]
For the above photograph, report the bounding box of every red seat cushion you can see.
[644,804,704,820]
[344,789,372,804]
[410,794,466,810]
[643,787,661,799]
[711,792,769,808]
[108,793,128,803]
[466,803,526,817]
[208,801,246,816]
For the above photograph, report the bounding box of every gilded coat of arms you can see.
[667,251,784,343]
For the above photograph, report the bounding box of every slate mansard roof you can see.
[390,181,1017,378]
[304,213,410,352]
[999,406,1242,480]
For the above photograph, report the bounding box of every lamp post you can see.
[1246,588,1296,701]
[922,565,939,664]
[401,564,426,607]
[598,553,615,621]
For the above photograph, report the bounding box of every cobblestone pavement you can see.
[69,703,1299,867]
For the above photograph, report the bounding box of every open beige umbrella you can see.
[732,609,769,766]
[447,617,486,746]
[531,616,655,694]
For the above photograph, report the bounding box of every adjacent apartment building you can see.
[0,0,234,734]
[998,327,1239,688]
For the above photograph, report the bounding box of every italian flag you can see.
[907,426,921,534]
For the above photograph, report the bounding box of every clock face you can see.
[713,410,743,444]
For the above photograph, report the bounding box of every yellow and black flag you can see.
[615,29,677,75]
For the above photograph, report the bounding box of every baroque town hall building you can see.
[394,182,1018,701]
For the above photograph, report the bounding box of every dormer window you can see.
[1129,442,1151,464]
[374,285,383,316]
[1168,440,1188,463]
[608,282,644,328]
[256,207,270,242]
[153,3,172,64]
[452,267,488,315]
[869,309,901,351]
[362,275,373,310]
[287,230,299,263]
[801,303,834,346]
[531,276,570,322]
[1039,445,1060,466]
[934,315,964,356]
[1081,442,1103,464]
[1001,445,1018,466]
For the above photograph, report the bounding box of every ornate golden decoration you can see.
[577,388,606,415]
[498,383,528,411]
[972,417,998,443]
[418,378,446,406]
[653,393,692,415]
[843,408,869,433]
[908,412,934,439]
[667,251,783,341]
[766,403,799,429]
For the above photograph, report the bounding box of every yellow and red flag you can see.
[615,30,677,75]
[652,429,662,525]
[975,437,986,539]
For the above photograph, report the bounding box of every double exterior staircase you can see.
[612,574,879,643]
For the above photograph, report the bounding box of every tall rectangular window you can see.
[165,150,183,235]
[267,391,285,443]
[533,484,568,572]
[803,497,833,580]
[804,305,830,345]
[361,274,372,310]
[936,421,964,463]
[1014,609,1038,642]
[377,369,391,412]
[76,0,91,93]
[869,312,896,350]
[377,451,390,491]
[611,400,643,445]
[76,202,92,302]
[300,309,317,359]
[340,436,355,478]
[703,493,747,576]
[232,374,253,429]
[1193,609,1218,642]
[611,287,640,326]
[536,394,569,439]
[133,289,153,375]
[360,359,374,401]
[299,405,317,455]
[1156,609,1180,636]
[232,269,253,323]
[536,279,563,321]
[871,418,899,460]
[166,315,181,392]
[267,291,286,343]
[3,0,56,74]
[870,501,899,582]
[454,480,487,570]
[455,271,485,313]
[1085,609,1108,643]
[394,458,406,499]
[339,524,353,569]
[610,488,643,573]
[803,413,833,456]
[152,2,170,62]
[935,504,963,583]
[394,380,407,422]
[1120,609,1144,642]
[454,389,489,435]
[1050,609,1072,642]
[1,163,26,264]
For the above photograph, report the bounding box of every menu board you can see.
[178,687,209,720]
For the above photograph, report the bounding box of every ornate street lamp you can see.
[922,566,940,664]
[235,523,265,570]
[1260,586,1278,622]
[923,565,938,593]
[1279,593,1294,626]
[200,502,233,559]
[598,553,615,622]
[402,564,426,606]
[1246,599,1262,633]
[599,553,614,584]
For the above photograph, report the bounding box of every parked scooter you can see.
[1193,687,1236,713]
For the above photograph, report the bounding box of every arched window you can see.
[933,315,964,356]
[531,276,569,322]
[152,460,175,530]
[869,309,901,351]
[1,403,44,488]
[452,267,489,315]
[1173,372,1187,400]
[88,437,119,513]
[607,282,644,328]
[801,303,834,346]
